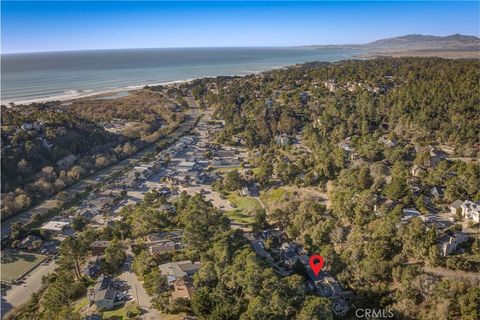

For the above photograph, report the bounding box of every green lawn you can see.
[72,297,89,313]
[102,302,141,319]
[1,250,47,283]
[225,194,262,224]
[259,187,289,205]
[225,210,255,224]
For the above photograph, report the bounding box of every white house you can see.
[461,200,480,223]
[437,231,469,256]
[449,200,464,215]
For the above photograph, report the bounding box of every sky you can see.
[2,1,479,53]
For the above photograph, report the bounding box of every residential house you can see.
[84,256,104,278]
[437,231,469,256]
[460,200,480,223]
[88,275,118,310]
[430,187,444,200]
[148,240,182,256]
[91,241,110,256]
[324,80,337,92]
[158,204,176,214]
[158,260,202,284]
[240,184,259,197]
[401,208,421,224]
[338,138,354,153]
[40,220,72,236]
[450,200,464,215]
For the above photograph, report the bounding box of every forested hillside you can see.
[177,57,480,319]
[1,89,184,220]
[193,58,479,150]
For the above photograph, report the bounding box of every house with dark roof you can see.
[88,275,118,310]
[91,241,110,256]
[83,256,104,278]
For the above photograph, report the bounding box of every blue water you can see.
[1,47,362,103]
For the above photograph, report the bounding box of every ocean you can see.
[1,47,362,104]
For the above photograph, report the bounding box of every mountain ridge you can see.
[307,34,480,54]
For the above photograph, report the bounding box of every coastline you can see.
[0,50,336,107]
[0,78,196,106]
[1,66,288,106]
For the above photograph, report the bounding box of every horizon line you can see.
[3,32,479,55]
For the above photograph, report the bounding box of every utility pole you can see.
[135,283,140,308]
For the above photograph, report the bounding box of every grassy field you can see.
[101,302,141,319]
[1,250,47,283]
[225,194,262,224]
[260,186,328,211]
[259,187,290,211]
[72,297,89,313]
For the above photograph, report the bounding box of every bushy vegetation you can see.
[1,90,184,220]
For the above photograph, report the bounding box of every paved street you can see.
[119,251,160,320]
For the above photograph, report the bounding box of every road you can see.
[119,251,160,320]
[1,99,200,240]
[1,259,57,317]
[423,266,480,282]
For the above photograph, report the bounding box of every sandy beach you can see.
[1,78,197,106]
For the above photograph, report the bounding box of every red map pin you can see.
[309,254,324,277]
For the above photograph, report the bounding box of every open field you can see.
[260,186,329,212]
[1,250,47,283]
[225,195,262,224]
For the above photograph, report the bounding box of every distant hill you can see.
[365,34,480,52]
[307,34,480,55]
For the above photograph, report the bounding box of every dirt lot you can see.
[180,184,233,210]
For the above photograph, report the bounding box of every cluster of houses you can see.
[323,79,390,94]
[450,200,480,224]
[399,197,480,258]
[248,229,352,316]
[113,157,165,190]
[6,121,55,150]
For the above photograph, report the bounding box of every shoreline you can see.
[0,78,197,106]
[0,64,296,106]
